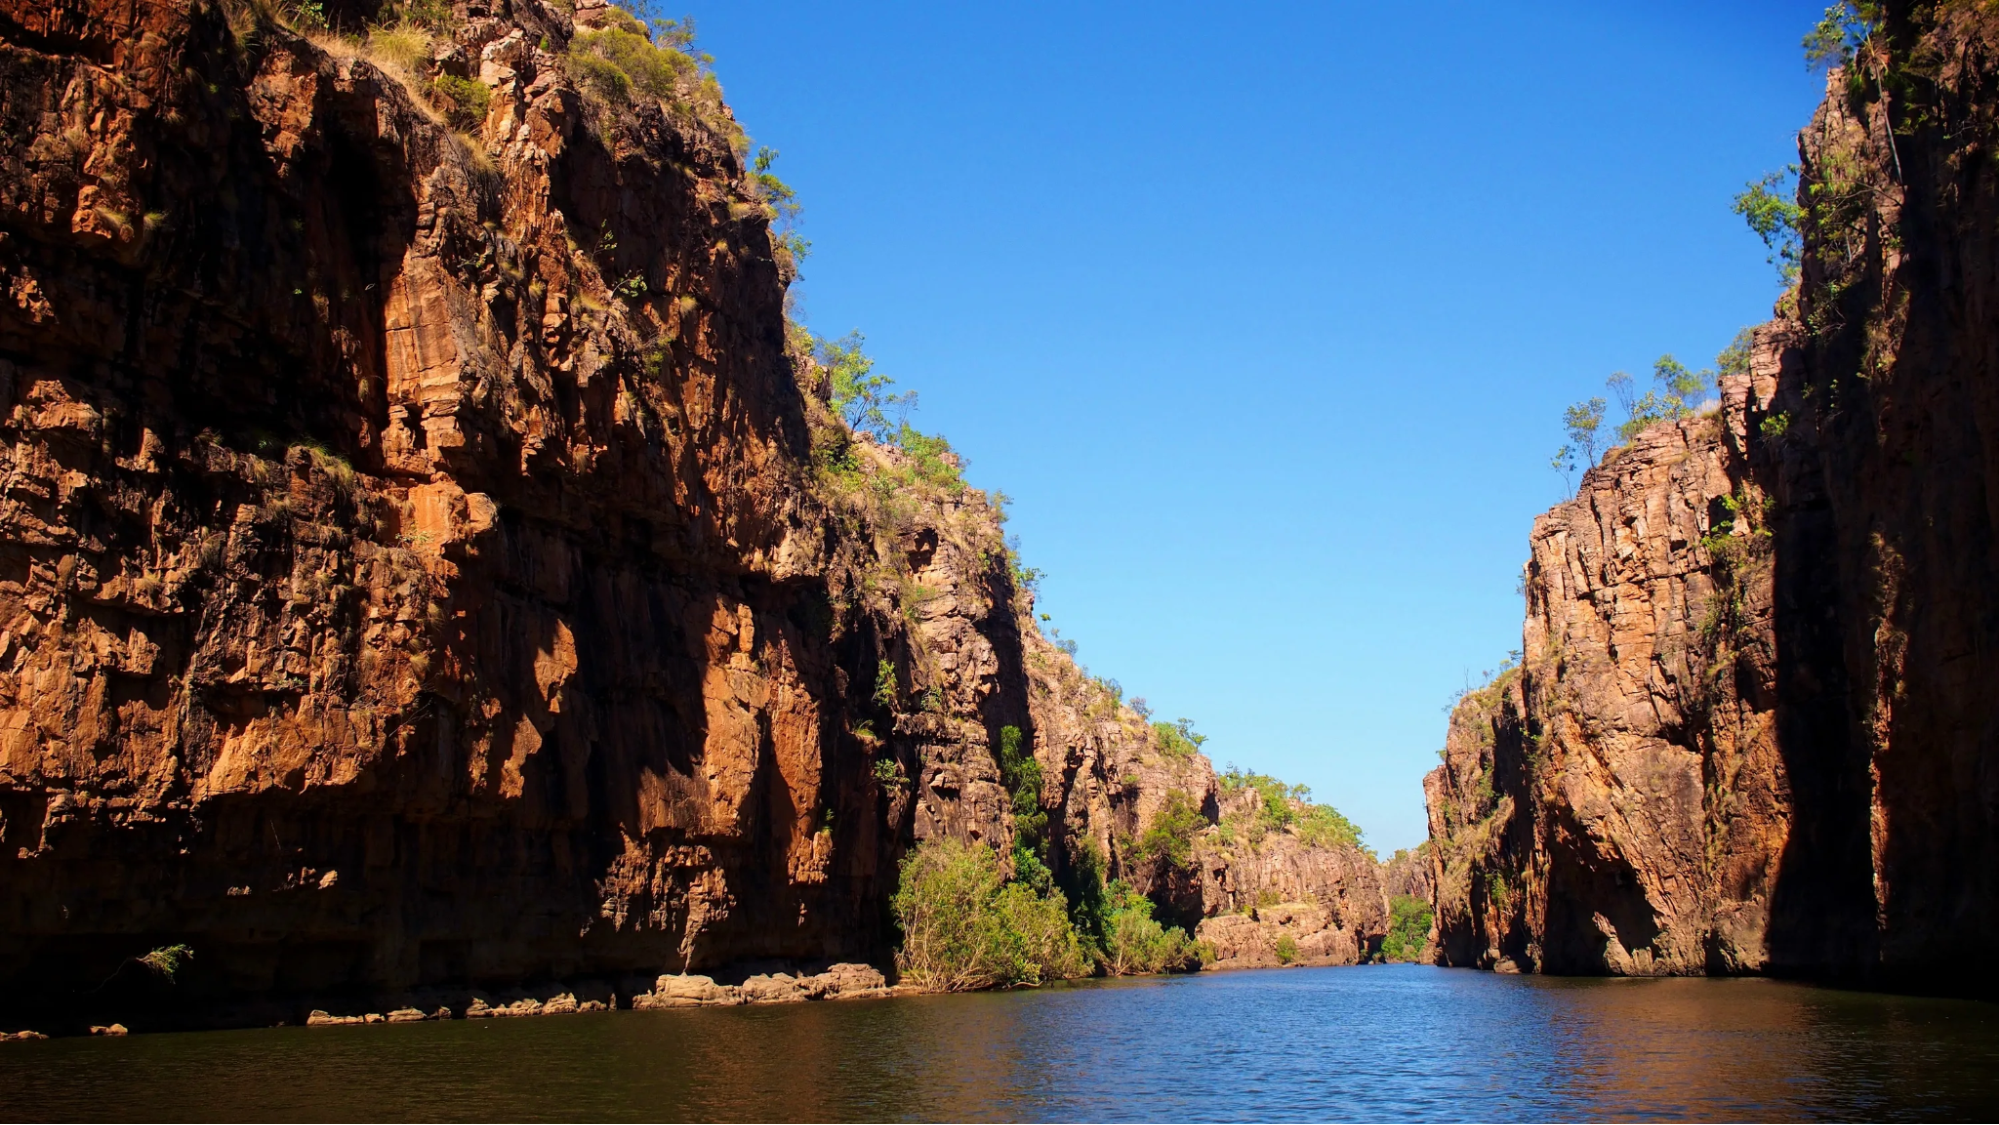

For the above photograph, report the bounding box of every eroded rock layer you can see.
[0,0,1384,1029]
[1428,2,1999,996]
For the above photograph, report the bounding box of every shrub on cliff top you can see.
[568,24,694,103]
[1220,768,1304,830]
[563,5,733,146]
[1608,354,1709,443]
[892,838,1085,990]
[820,332,911,442]
[1294,803,1363,850]
[363,20,433,75]
[1151,717,1205,759]
[1556,330,1754,478]
[1219,767,1370,856]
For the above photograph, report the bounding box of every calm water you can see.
[2,965,1996,1121]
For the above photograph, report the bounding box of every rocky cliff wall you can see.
[0,0,1382,1030]
[1426,385,1784,976]
[1191,786,1386,968]
[1427,2,1999,996]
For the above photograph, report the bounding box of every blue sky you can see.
[694,1,1831,852]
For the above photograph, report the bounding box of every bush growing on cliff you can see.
[892,838,1085,990]
[431,74,490,131]
[1219,767,1369,855]
[997,725,1049,854]
[1134,788,1206,872]
[1803,1,1877,72]
[893,424,968,494]
[1060,839,1113,951]
[872,658,898,709]
[821,332,910,441]
[1380,894,1432,963]
[1056,843,1201,976]
[1733,168,1805,284]
[1151,717,1205,759]
[1560,330,1757,475]
[1609,355,1709,442]
[137,943,194,982]
[363,20,433,75]
[1294,803,1363,850]
[568,21,694,104]
[1220,768,1304,830]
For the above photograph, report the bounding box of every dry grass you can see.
[306,23,444,126]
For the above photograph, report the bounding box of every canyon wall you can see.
[1428,1,1999,996]
[0,0,1381,1029]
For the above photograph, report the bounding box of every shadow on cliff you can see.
[1755,289,1892,988]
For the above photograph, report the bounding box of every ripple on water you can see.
[1,965,1996,1122]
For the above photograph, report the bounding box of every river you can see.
[2,965,1995,1121]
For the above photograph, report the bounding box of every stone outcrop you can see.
[1198,902,1361,969]
[0,0,1385,1032]
[1190,786,1386,968]
[1427,2,1999,998]
[629,961,888,1007]
[1378,845,1431,903]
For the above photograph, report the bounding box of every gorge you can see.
[2,0,1997,1053]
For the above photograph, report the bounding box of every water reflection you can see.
[1,967,1994,1121]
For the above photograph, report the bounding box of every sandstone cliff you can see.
[1190,784,1387,968]
[1426,395,1781,975]
[1427,1,1999,997]
[0,0,1380,1031]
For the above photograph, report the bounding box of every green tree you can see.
[1563,397,1606,467]
[891,838,1086,991]
[1098,881,1200,975]
[1716,327,1756,379]
[1151,717,1206,759]
[1380,894,1434,963]
[893,422,966,491]
[997,725,1047,854]
[820,332,914,440]
[1803,1,1875,72]
[752,147,810,267]
[1732,168,1804,284]
[1550,444,1577,498]
[1612,355,1708,442]
[1060,839,1113,957]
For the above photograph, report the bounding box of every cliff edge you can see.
[1427,1,1999,997]
[0,0,1382,1031]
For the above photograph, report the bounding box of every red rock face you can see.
[1427,383,1783,976]
[0,0,1005,1025]
[1428,3,1999,997]
[0,0,1386,1028]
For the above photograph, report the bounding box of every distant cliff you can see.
[1426,1,1999,997]
[0,0,1380,1031]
